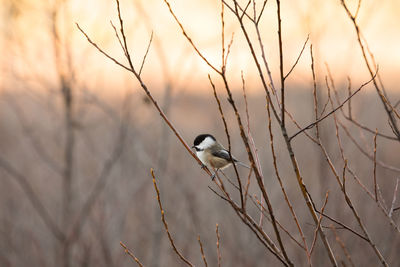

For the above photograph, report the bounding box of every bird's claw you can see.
[211,173,216,181]
[201,163,206,169]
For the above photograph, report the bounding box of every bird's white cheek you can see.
[196,151,208,165]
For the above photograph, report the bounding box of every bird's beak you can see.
[191,145,195,149]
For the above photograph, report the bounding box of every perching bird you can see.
[192,134,249,180]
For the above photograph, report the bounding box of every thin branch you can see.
[340,0,400,140]
[310,191,330,255]
[138,32,154,76]
[252,196,306,250]
[331,227,356,267]
[162,0,221,74]
[284,35,309,80]
[276,0,285,126]
[266,97,311,263]
[373,129,378,201]
[78,7,214,178]
[76,23,132,72]
[151,169,194,267]
[314,210,368,242]
[216,224,221,267]
[389,178,399,218]
[256,0,269,25]
[290,70,378,141]
[208,75,244,207]
[197,235,208,267]
[110,20,127,57]
[68,112,127,242]
[120,242,144,267]
[0,157,64,241]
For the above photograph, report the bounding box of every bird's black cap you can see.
[193,134,216,147]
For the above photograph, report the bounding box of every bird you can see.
[192,134,250,180]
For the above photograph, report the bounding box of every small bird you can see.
[192,134,250,180]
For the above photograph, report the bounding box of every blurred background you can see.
[0,0,399,266]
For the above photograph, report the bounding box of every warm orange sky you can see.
[1,0,399,93]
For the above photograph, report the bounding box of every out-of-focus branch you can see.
[0,157,64,241]
[331,226,356,267]
[67,107,127,243]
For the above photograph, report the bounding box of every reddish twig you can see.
[216,224,221,267]
[197,235,208,267]
[120,242,144,267]
[330,227,356,267]
[151,169,194,267]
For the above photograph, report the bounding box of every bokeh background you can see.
[0,0,399,266]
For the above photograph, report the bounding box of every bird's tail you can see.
[234,161,251,169]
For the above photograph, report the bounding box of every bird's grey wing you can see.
[212,149,237,162]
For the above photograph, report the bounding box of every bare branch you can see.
[389,178,399,218]
[120,242,144,267]
[290,70,378,141]
[310,191,330,255]
[138,32,154,76]
[76,23,132,73]
[162,0,221,74]
[197,235,208,267]
[216,224,221,267]
[0,157,64,241]
[151,169,194,267]
[284,35,309,80]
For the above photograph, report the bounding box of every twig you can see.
[216,224,221,267]
[208,75,244,207]
[241,72,264,222]
[110,20,127,57]
[340,0,400,140]
[151,169,194,267]
[256,0,269,25]
[162,0,221,74]
[338,121,400,172]
[197,235,208,267]
[120,242,144,267]
[373,129,378,201]
[314,211,368,242]
[290,69,378,141]
[284,35,309,80]
[77,4,214,178]
[310,191,330,255]
[389,178,399,218]
[138,32,154,76]
[0,157,65,241]
[330,227,356,267]
[252,196,306,250]
[266,98,311,263]
[276,0,285,126]
[76,23,132,73]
